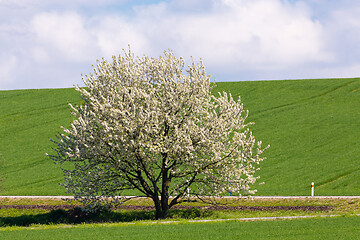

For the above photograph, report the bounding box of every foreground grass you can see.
[0,216,359,240]
[0,198,359,239]
[0,198,359,227]
[1,78,360,195]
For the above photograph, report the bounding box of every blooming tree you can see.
[48,49,268,219]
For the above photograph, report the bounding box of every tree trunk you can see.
[153,158,171,219]
[161,195,169,219]
[153,196,169,219]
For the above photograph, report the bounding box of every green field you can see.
[0,89,80,195]
[0,78,360,195]
[0,197,359,238]
[0,216,359,239]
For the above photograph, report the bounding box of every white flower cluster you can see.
[48,49,268,214]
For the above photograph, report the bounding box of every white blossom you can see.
[48,48,268,219]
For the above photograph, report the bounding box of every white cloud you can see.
[325,4,360,48]
[308,1,360,79]
[31,11,97,62]
[1,0,128,9]
[0,55,17,89]
[30,0,330,68]
[94,16,149,58]
[317,64,360,79]
[124,0,332,76]
[1,0,359,89]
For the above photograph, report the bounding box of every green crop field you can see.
[0,78,360,196]
[0,216,359,239]
[0,88,81,195]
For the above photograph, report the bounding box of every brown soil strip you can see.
[0,205,333,211]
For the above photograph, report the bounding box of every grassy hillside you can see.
[215,78,360,196]
[0,78,359,195]
[0,89,81,195]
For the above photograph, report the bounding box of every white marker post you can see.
[311,182,314,197]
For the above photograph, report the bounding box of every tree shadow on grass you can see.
[0,207,213,227]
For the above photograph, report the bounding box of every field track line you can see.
[181,214,360,224]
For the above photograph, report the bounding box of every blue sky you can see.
[1,0,360,90]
